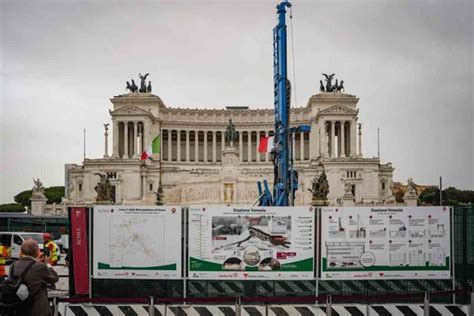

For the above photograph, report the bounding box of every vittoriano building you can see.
[65,80,395,206]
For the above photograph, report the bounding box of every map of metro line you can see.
[93,206,182,279]
[108,216,164,268]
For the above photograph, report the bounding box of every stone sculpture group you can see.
[309,171,330,201]
[94,173,113,203]
[320,73,344,93]
[126,73,152,93]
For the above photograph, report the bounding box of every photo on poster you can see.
[189,206,314,279]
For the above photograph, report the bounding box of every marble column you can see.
[239,131,243,162]
[112,120,119,158]
[123,121,129,159]
[330,121,336,158]
[168,129,172,161]
[358,123,363,157]
[265,131,269,162]
[340,121,346,158]
[247,131,252,162]
[140,123,144,156]
[221,132,225,151]
[143,120,150,156]
[350,120,356,157]
[309,119,318,160]
[320,121,328,158]
[137,132,142,156]
[212,131,217,162]
[256,131,261,162]
[195,131,199,162]
[177,130,181,162]
[103,124,109,158]
[204,130,208,162]
[132,122,138,158]
[186,130,190,162]
[319,122,325,158]
[300,131,305,161]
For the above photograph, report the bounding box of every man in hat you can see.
[0,240,10,280]
[42,233,59,266]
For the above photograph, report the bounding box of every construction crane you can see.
[257,1,310,207]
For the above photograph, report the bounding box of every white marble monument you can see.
[64,75,395,206]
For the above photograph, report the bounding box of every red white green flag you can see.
[141,135,161,160]
[258,136,274,153]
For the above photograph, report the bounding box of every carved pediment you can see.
[110,106,152,116]
[317,105,358,116]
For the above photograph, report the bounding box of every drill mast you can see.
[258,1,310,207]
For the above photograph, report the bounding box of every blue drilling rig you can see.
[258,1,310,207]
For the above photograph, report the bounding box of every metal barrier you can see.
[52,289,473,316]
[55,303,470,316]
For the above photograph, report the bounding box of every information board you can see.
[188,206,314,279]
[321,206,451,280]
[93,205,182,279]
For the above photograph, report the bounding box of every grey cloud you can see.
[1,0,472,202]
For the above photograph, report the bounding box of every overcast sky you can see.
[1,0,472,203]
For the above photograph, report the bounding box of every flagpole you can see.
[83,128,86,161]
[158,134,163,205]
[377,127,380,160]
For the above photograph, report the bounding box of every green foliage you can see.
[14,186,65,207]
[0,203,25,212]
[45,186,65,204]
[419,186,473,206]
[14,190,32,207]
[419,187,439,205]
[443,187,474,205]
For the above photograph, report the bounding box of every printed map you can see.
[93,206,181,279]
[109,216,164,268]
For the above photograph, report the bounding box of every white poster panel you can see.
[321,206,451,280]
[188,206,314,280]
[93,205,182,279]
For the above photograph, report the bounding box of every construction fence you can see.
[68,205,474,304]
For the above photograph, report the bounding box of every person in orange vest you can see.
[42,233,59,266]
[0,242,10,280]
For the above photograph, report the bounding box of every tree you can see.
[14,190,33,207]
[45,186,65,204]
[419,186,474,206]
[0,203,25,212]
[14,186,65,207]
[419,187,440,205]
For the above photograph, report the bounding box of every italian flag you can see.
[258,136,275,153]
[141,135,161,160]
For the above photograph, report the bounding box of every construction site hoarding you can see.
[321,206,451,280]
[93,205,182,279]
[188,206,314,280]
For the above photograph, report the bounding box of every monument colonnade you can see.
[160,128,310,163]
[110,118,362,161]
[111,119,146,159]
[321,119,359,158]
